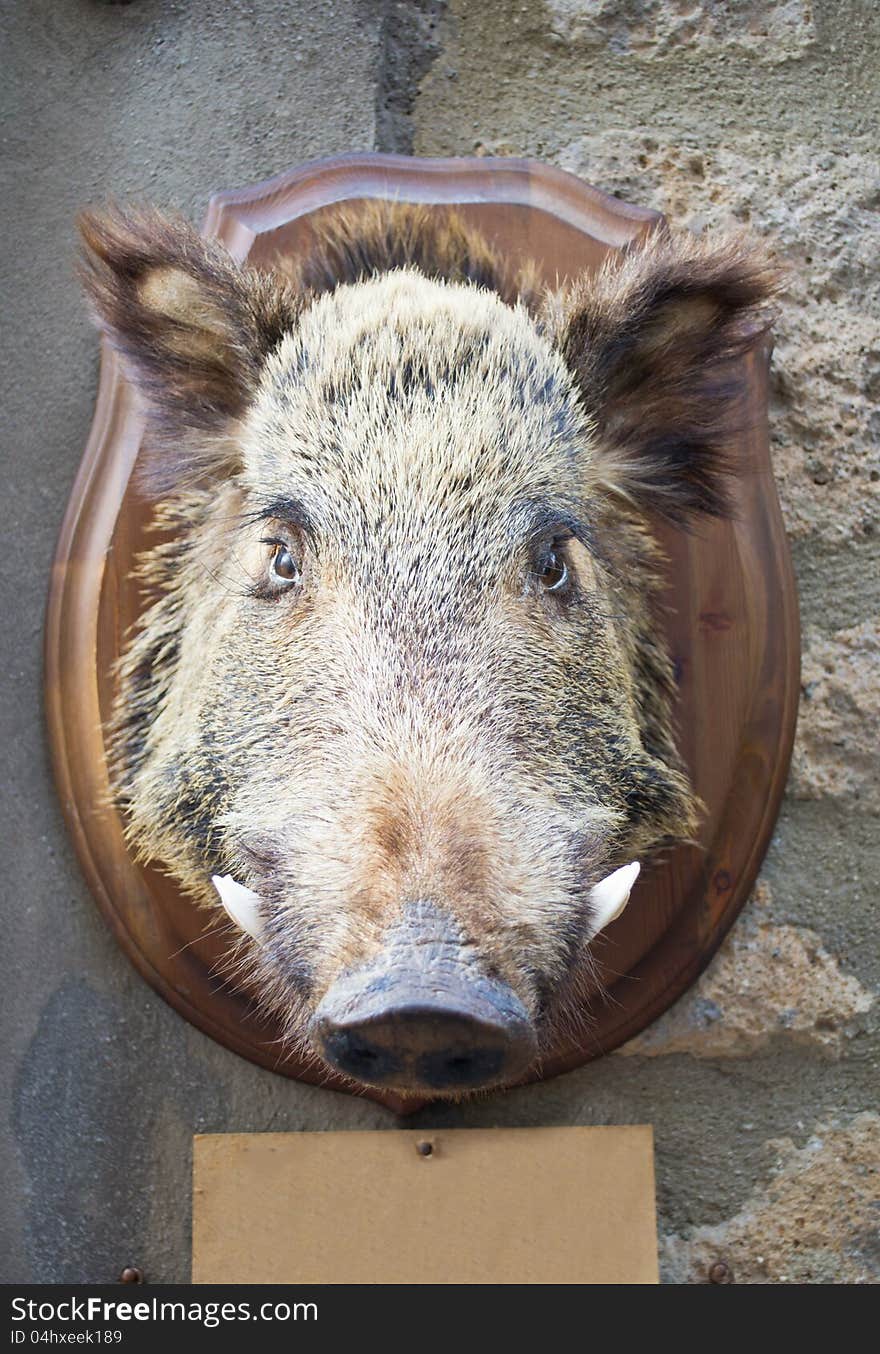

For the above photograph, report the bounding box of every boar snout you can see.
[308,901,537,1095]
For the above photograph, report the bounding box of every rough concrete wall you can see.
[1,0,876,1285]
[0,0,389,1288]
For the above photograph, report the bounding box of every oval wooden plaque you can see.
[45,154,800,1113]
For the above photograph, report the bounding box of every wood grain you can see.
[45,152,800,1111]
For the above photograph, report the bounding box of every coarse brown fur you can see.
[78,199,780,1093]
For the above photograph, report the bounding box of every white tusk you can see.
[211,874,264,940]
[589,861,641,934]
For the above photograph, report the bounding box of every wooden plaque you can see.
[192,1127,659,1285]
[45,154,800,1112]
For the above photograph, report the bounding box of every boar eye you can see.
[538,548,568,592]
[262,539,301,586]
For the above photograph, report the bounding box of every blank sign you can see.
[192,1126,657,1284]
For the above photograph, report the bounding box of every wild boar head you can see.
[79,202,776,1097]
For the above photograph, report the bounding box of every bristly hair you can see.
[77,200,540,495]
[77,204,304,492]
[289,199,541,312]
[78,200,781,522]
[75,192,785,1088]
[550,224,783,521]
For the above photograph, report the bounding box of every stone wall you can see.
[1,0,876,1284]
[413,0,879,1283]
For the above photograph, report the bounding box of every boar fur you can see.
[78,199,778,1089]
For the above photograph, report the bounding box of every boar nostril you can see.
[321,1029,401,1084]
[308,900,538,1095]
[310,1002,535,1094]
[418,1046,506,1091]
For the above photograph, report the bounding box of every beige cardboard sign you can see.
[192,1126,658,1285]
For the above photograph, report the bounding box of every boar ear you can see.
[77,205,300,490]
[552,227,781,521]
